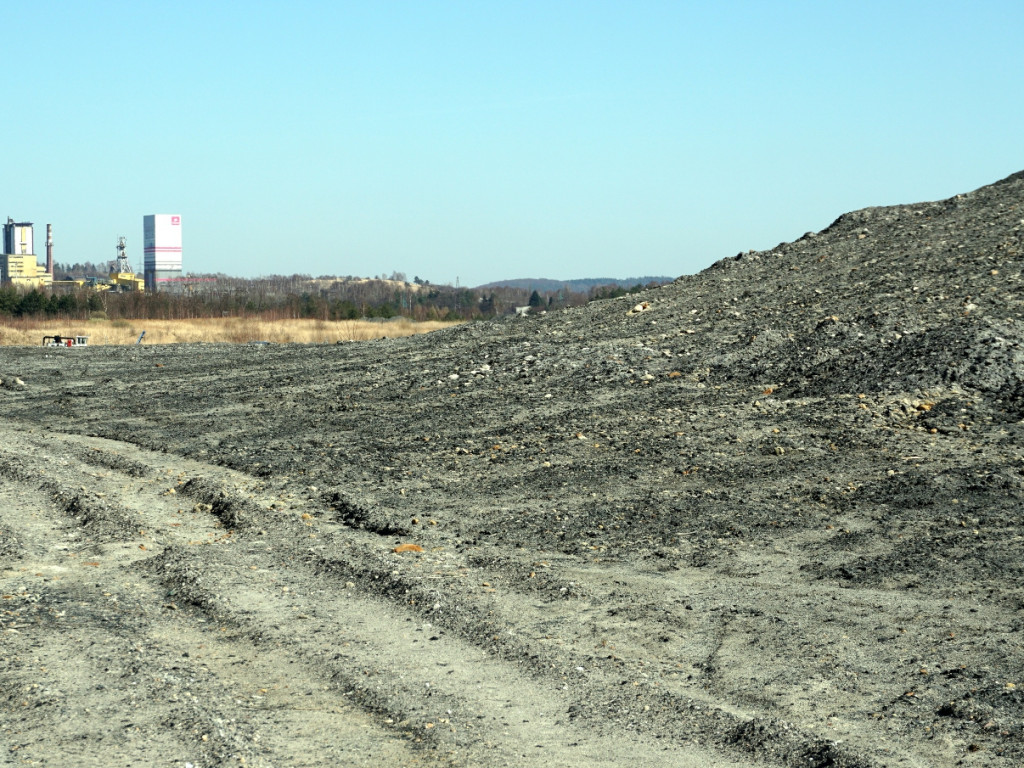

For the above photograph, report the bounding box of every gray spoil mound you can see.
[1,170,1022,767]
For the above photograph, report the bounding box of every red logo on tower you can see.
[171,216,180,225]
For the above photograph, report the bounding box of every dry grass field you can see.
[0,316,461,346]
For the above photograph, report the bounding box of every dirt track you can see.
[2,171,1023,767]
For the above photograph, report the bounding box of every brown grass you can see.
[0,317,461,346]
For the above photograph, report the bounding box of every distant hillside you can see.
[475,276,673,293]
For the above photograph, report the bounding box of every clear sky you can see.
[5,1,1022,287]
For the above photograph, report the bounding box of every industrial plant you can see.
[1,219,54,288]
[0,214,182,293]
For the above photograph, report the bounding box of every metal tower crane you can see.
[107,236,145,292]
[114,236,133,274]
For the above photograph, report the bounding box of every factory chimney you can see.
[46,224,53,276]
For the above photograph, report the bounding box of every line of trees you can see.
[0,287,104,318]
[2,271,666,322]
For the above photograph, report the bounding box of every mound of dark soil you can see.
[2,169,1022,767]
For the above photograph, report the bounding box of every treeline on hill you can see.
[2,270,667,322]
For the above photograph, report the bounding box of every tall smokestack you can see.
[46,224,53,276]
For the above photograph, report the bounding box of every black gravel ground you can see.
[2,169,1022,767]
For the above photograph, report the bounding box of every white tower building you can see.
[143,214,183,291]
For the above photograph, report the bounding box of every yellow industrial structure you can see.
[1,219,53,288]
[1,252,53,288]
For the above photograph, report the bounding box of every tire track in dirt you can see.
[0,427,757,768]
[2,425,939,768]
[0,430,445,768]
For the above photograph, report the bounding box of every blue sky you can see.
[5,1,1022,287]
